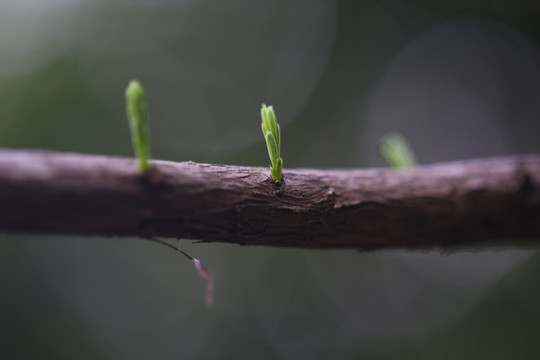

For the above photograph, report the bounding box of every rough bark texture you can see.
[0,149,539,250]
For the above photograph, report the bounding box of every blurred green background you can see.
[1,0,540,359]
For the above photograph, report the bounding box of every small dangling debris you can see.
[146,237,215,307]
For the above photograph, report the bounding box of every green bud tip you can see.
[378,132,416,170]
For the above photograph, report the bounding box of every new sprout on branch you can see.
[261,104,283,182]
[378,132,417,169]
[125,80,151,174]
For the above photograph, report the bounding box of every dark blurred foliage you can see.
[1,0,540,359]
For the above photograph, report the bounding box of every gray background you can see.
[1,0,540,358]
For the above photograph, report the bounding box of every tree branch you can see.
[0,149,539,250]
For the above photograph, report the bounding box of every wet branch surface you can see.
[0,149,539,250]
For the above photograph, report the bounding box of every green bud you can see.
[378,132,416,169]
[125,80,151,174]
[261,104,283,182]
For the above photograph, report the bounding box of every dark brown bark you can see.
[0,149,539,250]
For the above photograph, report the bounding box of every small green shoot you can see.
[125,80,151,174]
[261,104,283,182]
[378,132,416,169]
